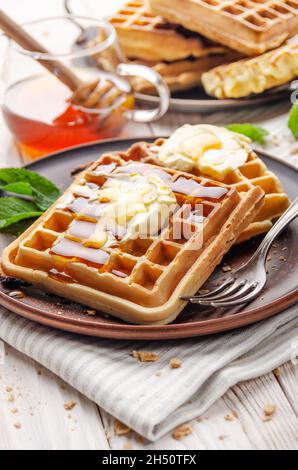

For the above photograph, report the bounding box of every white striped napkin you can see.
[0,305,297,441]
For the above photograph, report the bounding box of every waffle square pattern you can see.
[109,0,228,62]
[138,138,289,243]
[148,0,298,55]
[106,1,240,92]
[2,154,264,324]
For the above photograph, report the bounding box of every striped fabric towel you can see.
[0,306,297,441]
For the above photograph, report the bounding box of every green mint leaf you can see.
[288,104,298,139]
[0,181,33,197]
[226,123,269,144]
[32,188,58,212]
[0,168,60,211]
[0,197,42,229]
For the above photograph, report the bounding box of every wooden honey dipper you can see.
[0,10,124,110]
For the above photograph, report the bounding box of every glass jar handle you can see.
[117,63,170,122]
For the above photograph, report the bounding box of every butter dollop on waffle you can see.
[135,125,290,244]
[158,124,251,180]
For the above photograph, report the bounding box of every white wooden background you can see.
[0,0,297,450]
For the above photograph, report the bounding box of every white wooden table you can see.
[0,0,297,450]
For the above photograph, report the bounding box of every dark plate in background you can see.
[137,85,290,113]
[0,138,297,339]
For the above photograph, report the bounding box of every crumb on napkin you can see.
[131,351,160,362]
[169,358,182,369]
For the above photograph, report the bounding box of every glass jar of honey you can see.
[0,16,169,162]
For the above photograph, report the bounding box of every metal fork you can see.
[181,195,298,308]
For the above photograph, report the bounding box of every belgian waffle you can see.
[109,0,229,62]
[131,53,241,93]
[148,0,298,55]
[104,1,241,93]
[132,139,289,243]
[1,155,264,325]
[202,40,298,98]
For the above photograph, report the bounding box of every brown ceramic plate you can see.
[0,138,297,339]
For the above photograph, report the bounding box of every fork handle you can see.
[255,195,298,259]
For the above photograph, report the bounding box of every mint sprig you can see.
[288,104,298,139]
[226,123,269,145]
[0,168,60,233]
[0,168,60,211]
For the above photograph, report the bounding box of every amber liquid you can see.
[2,74,133,162]
[43,161,231,284]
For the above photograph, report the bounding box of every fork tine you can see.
[198,280,246,302]
[200,282,261,308]
[180,277,234,301]
[199,281,256,305]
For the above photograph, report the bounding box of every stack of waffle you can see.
[109,0,241,93]
[109,0,298,97]
[2,153,264,324]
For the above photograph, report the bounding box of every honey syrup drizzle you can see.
[48,268,76,284]
[50,237,110,268]
[92,162,117,175]
[67,197,89,214]
[111,269,129,279]
[67,220,97,240]
[66,162,230,243]
[115,162,172,184]
[46,161,231,285]
[171,176,228,201]
[114,162,228,200]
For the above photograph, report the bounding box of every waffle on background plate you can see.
[202,40,298,99]
[130,54,241,94]
[108,0,241,93]
[1,155,264,325]
[131,138,289,243]
[148,0,298,56]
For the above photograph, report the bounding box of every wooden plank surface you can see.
[0,344,110,450]
[0,0,297,451]
[224,372,298,450]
